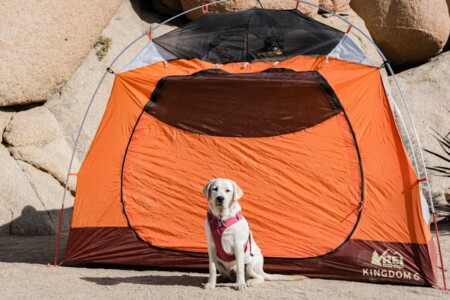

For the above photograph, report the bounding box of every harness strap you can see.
[208,211,251,262]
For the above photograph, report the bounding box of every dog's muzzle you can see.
[215,196,224,206]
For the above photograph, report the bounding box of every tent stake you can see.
[53,202,64,266]
[432,212,447,291]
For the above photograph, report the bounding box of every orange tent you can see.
[62,9,438,286]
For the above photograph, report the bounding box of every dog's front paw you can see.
[204,282,216,290]
[236,281,247,291]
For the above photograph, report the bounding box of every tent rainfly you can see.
[60,7,445,287]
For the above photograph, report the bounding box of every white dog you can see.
[203,178,307,291]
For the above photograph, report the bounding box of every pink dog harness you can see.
[207,211,252,262]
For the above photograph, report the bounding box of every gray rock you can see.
[0,145,54,235]
[4,107,79,191]
[3,107,63,146]
[0,0,122,107]
[17,161,74,233]
[8,139,79,192]
[389,52,450,213]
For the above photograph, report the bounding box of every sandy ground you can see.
[1,223,449,300]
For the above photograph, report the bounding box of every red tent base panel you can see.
[63,227,437,286]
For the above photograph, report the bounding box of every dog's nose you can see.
[216,196,224,203]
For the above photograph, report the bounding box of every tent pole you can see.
[297,0,447,290]
[53,0,228,266]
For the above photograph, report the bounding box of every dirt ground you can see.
[0,224,449,300]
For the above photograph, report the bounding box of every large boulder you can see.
[389,52,450,214]
[0,145,55,235]
[0,0,122,107]
[181,0,319,20]
[350,0,450,66]
[3,107,79,191]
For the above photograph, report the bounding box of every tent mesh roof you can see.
[153,9,345,64]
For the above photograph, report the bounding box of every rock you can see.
[17,161,74,233]
[3,107,63,146]
[3,107,79,191]
[181,0,319,21]
[389,52,450,210]
[319,0,350,12]
[45,1,176,161]
[0,0,122,107]
[0,110,14,139]
[350,0,450,66]
[8,138,79,192]
[0,145,55,235]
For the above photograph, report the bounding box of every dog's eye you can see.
[225,189,231,193]
[212,187,218,191]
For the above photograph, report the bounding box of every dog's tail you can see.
[262,273,307,281]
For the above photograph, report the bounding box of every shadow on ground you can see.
[0,206,73,236]
[432,216,450,236]
[80,273,238,289]
[0,234,68,264]
[81,274,208,287]
[0,206,72,264]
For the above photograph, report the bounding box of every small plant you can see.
[94,35,112,61]
[424,127,450,178]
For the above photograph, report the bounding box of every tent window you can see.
[146,69,342,137]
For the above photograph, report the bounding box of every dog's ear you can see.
[232,181,244,202]
[203,180,213,199]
